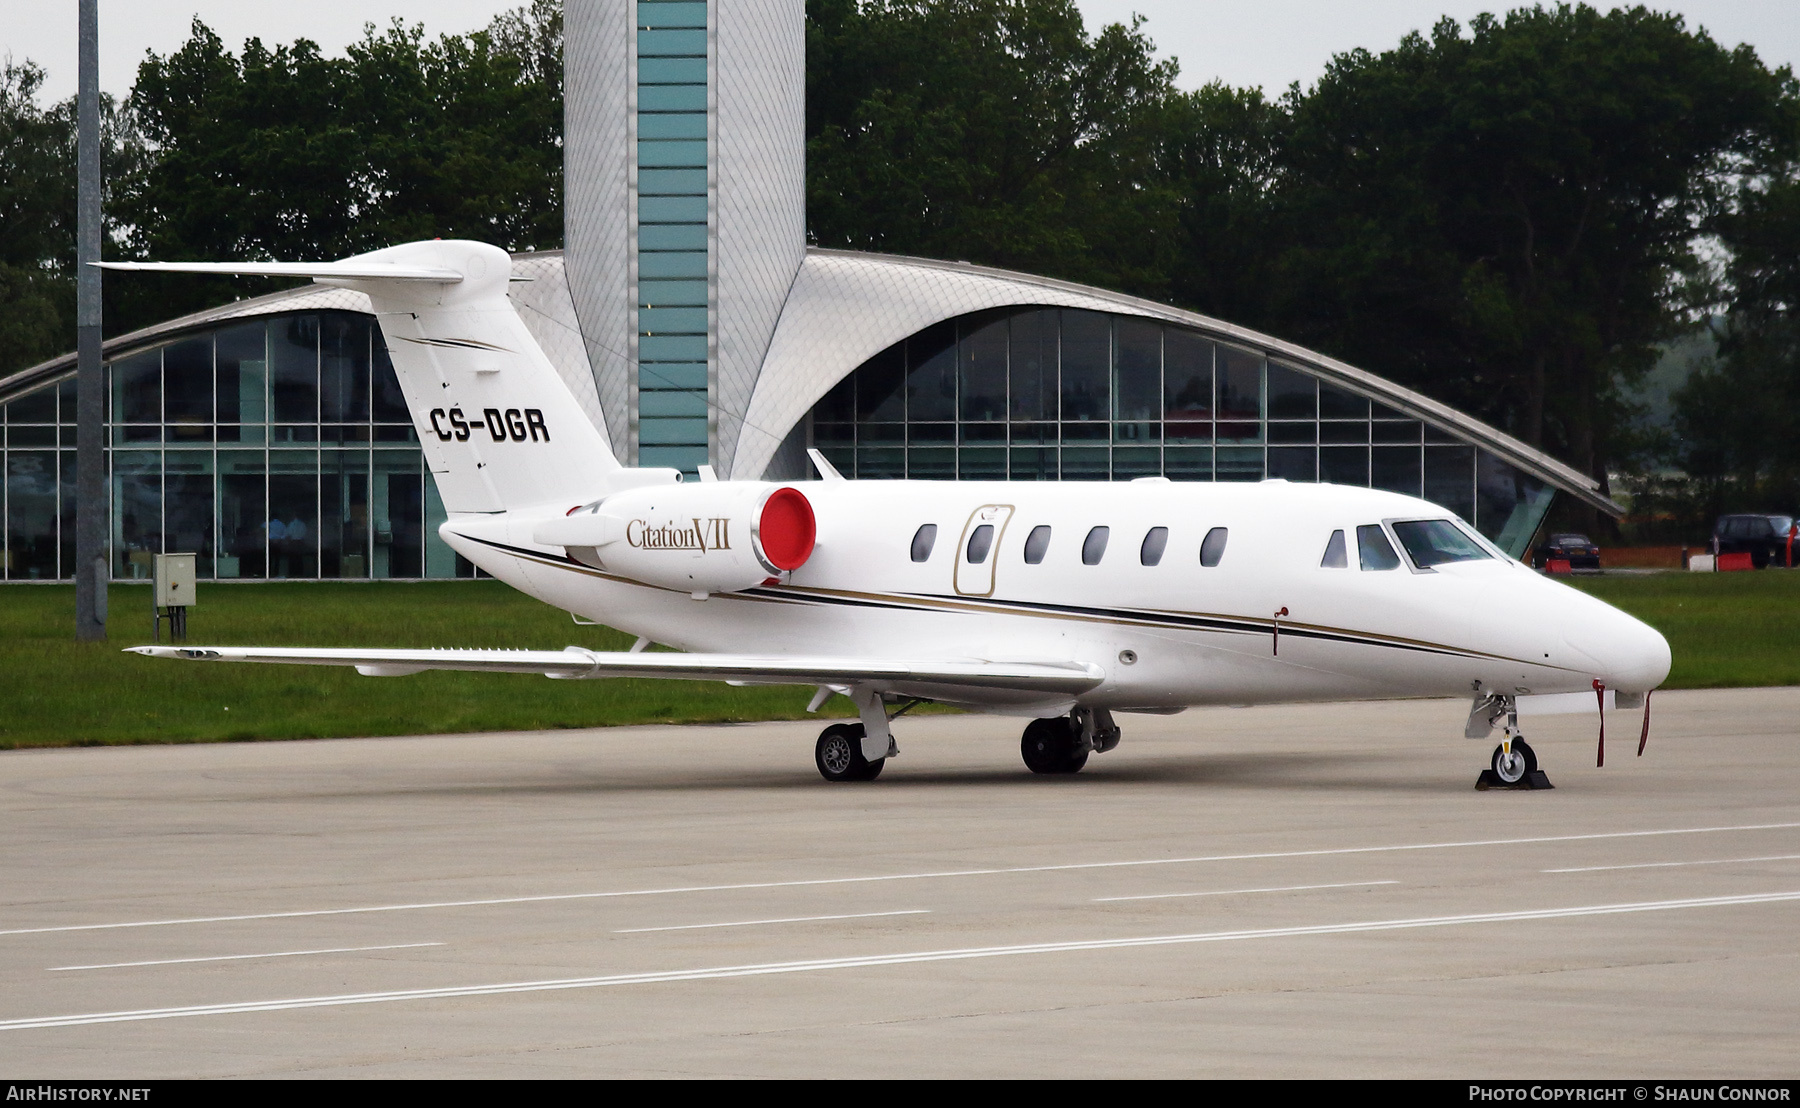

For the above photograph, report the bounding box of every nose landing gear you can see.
[1469,693,1554,790]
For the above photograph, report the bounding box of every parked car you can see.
[1532,533,1601,569]
[1713,514,1799,569]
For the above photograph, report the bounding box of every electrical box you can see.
[154,553,197,609]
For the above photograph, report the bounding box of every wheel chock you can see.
[1475,769,1555,790]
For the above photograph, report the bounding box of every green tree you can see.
[1158,81,1288,331]
[112,1,563,333]
[1231,5,1796,507]
[0,58,143,375]
[806,0,1180,297]
[805,2,1799,511]
[1674,169,1800,514]
[0,58,70,375]
[12,0,1796,517]
[339,1,563,249]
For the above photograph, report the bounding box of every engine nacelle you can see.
[532,482,815,595]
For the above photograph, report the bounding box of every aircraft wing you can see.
[125,645,1105,694]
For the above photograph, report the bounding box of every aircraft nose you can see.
[1561,603,1671,692]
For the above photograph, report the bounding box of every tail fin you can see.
[102,240,618,514]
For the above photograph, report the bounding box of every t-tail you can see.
[101,240,620,515]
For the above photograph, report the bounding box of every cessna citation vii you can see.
[109,240,1671,783]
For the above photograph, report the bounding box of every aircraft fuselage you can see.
[444,477,1670,716]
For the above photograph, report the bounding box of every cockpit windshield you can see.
[1391,519,1493,568]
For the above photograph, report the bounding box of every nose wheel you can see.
[1490,738,1537,784]
[816,722,884,782]
[1471,694,1553,789]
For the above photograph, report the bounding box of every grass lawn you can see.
[0,582,855,749]
[1,570,1793,748]
[1563,569,1800,690]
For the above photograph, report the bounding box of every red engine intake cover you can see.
[758,487,816,571]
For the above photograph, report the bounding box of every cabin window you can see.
[1023,524,1051,564]
[1321,529,1348,568]
[966,524,995,564]
[1140,527,1169,566]
[1357,524,1401,571]
[1082,526,1110,565]
[1199,526,1228,567]
[910,524,937,563]
[1392,519,1492,567]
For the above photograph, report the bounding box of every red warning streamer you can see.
[1593,678,1607,767]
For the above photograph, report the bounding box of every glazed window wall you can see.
[635,0,710,473]
[809,307,1556,557]
[1,311,474,581]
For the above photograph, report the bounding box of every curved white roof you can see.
[3,247,1618,516]
[731,249,1618,515]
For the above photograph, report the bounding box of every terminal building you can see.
[0,0,1616,583]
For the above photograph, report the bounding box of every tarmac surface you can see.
[2,687,1797,1079]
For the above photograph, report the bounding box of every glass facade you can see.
[808,307,1556,556]
[1,311,476,581]
[635,0,711,473]
[3,303,1567,581]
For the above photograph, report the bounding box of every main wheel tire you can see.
[816,722,884,782]
[1491,739,1537,785]
[1022,717,1087,775]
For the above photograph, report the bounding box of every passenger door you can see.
[954,504,1015,597]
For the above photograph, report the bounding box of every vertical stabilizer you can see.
[330,241,619,513]
[102,240,622,515]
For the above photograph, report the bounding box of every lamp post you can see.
[75,0,107,640]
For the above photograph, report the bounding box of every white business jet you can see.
[110,240,1671,784]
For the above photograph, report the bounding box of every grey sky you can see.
[5,1,1796,105]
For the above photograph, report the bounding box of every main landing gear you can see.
[1469,692,1553,790]
[1021,708,1120,776]
[814,686,903,783]
[815,722,884,782]
[812,702,1124,781]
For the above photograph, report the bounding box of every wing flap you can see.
[126,645,1105,694]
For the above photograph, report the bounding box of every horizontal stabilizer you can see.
[126,645,1106,695]
[94,260,463,282]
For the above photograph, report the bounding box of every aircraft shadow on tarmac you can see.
[826,751,1461,793]
[279,748,1470,800]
